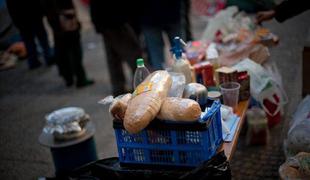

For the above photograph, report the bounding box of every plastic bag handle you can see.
[276,82,288,105]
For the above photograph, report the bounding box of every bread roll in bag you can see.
[124,71,172,133]
[109,93,132,120]
[157,97,201,121]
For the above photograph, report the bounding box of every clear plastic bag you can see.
[233,58,287,117]
[286,95,310,157]
[43,107,90,139]
[98,94,132,120]
[168,72,186,97]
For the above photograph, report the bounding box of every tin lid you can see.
[208,91,221,99]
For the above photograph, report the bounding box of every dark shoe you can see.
[46,57,56,66]
[66,80,74,87]
[29,61,42,70]
[76,79,95,88]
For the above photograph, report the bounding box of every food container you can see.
[193,61,215,87]
[215,66,238,85]
[207,91,222,107]
[39,107,97,176]
[183,83,208,109]
[43,107,90,141]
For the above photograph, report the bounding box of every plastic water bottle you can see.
[133,58,150,88]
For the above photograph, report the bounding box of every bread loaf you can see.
[157,97,201,121]
[124,71,172,133]
[109,93,132,120]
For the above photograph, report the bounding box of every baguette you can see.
[157,97,201,121]
[124,71,172,133]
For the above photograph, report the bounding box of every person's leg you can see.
[142,25,165,70]
[54,37,73,86]
[69,31,93,87]
[19,29,41,69]
[114,24,143,72]
[101,29,127,95]
[35,17,53,65]
[182,0,192,41]
[165,23,186,46]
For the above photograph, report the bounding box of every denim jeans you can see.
[142,23,186,70]
[54,31,86,85]
[101,24,142,95]
[19,17,52,68]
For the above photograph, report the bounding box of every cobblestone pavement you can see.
[0,1,309,179]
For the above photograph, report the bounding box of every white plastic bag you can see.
[286,95,310,156]
[289,95,310,134]
[232,58,270,99]
[233,58,288,116]
[201,6,239,40]
[264,60,288,105]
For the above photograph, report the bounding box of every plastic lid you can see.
[171,37,185,59]
[136,58,144,66]
[208,91,221,99]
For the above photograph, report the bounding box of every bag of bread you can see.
[98,93,132,120]
[157,97,201,121]
[109,93,132,120]
[124,71,172,133]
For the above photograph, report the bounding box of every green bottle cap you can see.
[136,58,144,66]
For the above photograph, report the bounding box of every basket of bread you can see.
[100,71,223,167]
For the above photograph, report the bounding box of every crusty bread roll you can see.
[124,71,172,133]
[157,97,201,121]
[109,93,132,120]
[279,164,301,180]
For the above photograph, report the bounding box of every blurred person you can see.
[42,0,94,87]
[256,0,310,24]
[140,0,187,70]
[6,0,54,69]
[0,0,20,51]
[90,0,142,96]
[183,0,193,41]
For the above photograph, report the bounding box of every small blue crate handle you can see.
[199,100,221,123]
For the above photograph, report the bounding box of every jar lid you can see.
[208,91,221,99]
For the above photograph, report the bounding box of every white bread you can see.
[124,71,172,133]
[109,93,132,120]
[157,97,201,121]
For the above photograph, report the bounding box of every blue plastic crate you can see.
[113,101,223,167]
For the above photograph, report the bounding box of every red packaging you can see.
[194,61,215,87]
[202,64,215,86]
[263,94,281,128]
[238,71,250,101]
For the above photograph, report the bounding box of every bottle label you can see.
[133,82,153,96]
